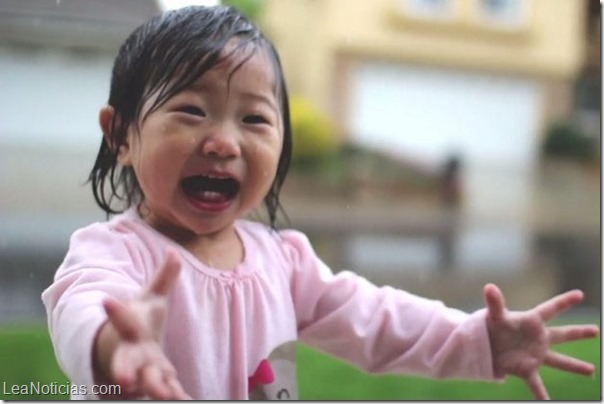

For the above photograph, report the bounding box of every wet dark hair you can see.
[88,5,292,229]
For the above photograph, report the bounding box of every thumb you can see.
[484,283,506,322]
[146,248,182,297]
[103,298,143,341]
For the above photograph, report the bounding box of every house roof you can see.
[0,0,162,51]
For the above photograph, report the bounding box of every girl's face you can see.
[116,48,283,243]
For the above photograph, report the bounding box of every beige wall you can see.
[261,0,587,125]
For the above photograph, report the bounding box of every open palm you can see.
[102,249,191,400]
[484,284,598,400]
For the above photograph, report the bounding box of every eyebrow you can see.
[239,91,279,115]
[184,83,278,115]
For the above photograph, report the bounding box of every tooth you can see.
[202,191,222,200]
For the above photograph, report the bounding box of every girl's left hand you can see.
[484,283,599,400]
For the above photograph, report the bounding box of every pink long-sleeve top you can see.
[41,208,497,400]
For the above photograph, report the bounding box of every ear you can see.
[99,105,132,166]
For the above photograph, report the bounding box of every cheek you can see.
[134,143,184,187]
[245,141,281,197]
[259,139,283,180]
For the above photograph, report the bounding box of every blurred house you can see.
[0,0,161,248]
[0,0,162,322]
[575,0,600,140]
[261,0,598,277]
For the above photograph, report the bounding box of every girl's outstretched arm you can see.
[484,284,599,400]
[93,248,191,400]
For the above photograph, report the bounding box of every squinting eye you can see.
[177,106,205,116]
[242,115,269,125]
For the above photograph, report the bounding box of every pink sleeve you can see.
[281,230,498,381]
[41,224,147,398]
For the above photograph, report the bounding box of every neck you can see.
[137,204,244,270]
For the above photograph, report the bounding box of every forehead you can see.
[199,44,277,92]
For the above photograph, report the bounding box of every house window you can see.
[403,0,456,20]
[477,0,526,27]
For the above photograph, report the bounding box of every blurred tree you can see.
[221,0,265,21]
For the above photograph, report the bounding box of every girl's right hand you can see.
[96,249,191,400]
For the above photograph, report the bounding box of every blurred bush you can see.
[221,0,265,21]
[289,96,339,164]
[541,121,597,162]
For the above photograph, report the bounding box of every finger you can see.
[141,365,173,400]
[548,324,600,344]
[483,283,506,321]
[167,377,193,400]
[544,351,596,376]
[111,342,156,392]
[525,371,549,400]
[534,290,583,322]
[103,298,143,341]
[146,248,182,297]
[112,349,139,389]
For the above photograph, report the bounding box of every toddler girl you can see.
[41,5,598,400]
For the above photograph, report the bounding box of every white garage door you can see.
[347,62,544,272]
[349,62,542,168]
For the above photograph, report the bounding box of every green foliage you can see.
[289,96,339,164]
[221,0,265,21]
[542,121,597,162]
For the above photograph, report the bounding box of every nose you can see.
[200,127,241,159]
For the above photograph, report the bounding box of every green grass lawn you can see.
[0,324,69,400]
[297,339,601,400]
[0,320,600,400]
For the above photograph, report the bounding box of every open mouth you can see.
[181,174,240,205]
